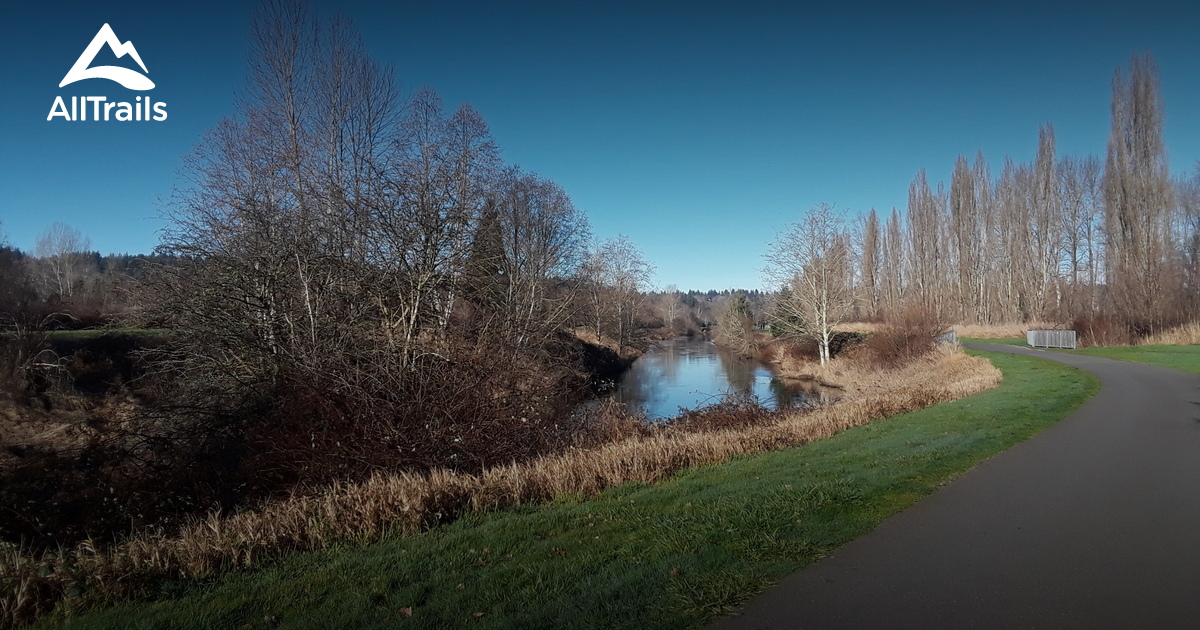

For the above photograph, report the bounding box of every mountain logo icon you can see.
[59,23,155,91]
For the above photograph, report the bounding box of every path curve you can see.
[710,343,1200,629]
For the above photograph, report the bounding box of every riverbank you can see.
[604,336,811,419]
[26,350,1096,629]
[7,345,1089,624]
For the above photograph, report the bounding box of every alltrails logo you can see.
[47,23,168,122]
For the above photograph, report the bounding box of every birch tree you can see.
[34,222,93,299]
[766,203,856,364]
[582,236,654,348]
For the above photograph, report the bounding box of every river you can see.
[602,336,831,419]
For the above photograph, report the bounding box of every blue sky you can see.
[2,0,1199,290]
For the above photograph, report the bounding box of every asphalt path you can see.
[709,343,1200,629]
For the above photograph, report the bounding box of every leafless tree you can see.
[33,222,93,299]
[848,52,1200,333]
[1058,155,1103,317]
[144,0,605,481]
[1176,163,1200,315]
[1103,52,1177,331]
[715,292,756,355]
[480,169,590,350]
[582,236,654,349]
[656,284,686,331]
[859,209,881,319]
[906,170,947,317]
[880,208,905,314]
[766,203,856,364]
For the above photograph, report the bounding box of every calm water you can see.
[605,336,828,419]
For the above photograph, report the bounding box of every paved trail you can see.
[710,343,1200,629]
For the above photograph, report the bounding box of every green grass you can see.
[41,350,1098,630]
[1064,344,1200,374]
[962,337,1200,375]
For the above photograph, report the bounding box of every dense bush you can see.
[1071,314,1133,347]
[859,303,950,367]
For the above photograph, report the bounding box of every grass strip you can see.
[964,338,1200,375]
[40,350,1097,630]
[1064,344,1200,374]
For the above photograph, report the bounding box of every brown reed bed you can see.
[0,346,1000,628]
[1138,321,1200,346]
[837,321,1065,340]
[951,322,1060,339]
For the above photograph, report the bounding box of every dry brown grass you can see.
[950,322,1060,339]
[833,322,879,334]
[837,321,1065,340]
[776,344,997,402]
[1138,321,1200,345]
[572,328,643,360]
[0,347,1001,628]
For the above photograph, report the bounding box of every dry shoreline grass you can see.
[1,347,1000,627]
[773,344,982,399]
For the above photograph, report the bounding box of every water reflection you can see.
[608,336,827,419]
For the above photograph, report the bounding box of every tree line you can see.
[0,221,169,328]
[770,51,1199,350]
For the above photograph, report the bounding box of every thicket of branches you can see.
[0,2,663,557]
[766,203,856,363]
[0,227,164,331]
[133,0,650,486]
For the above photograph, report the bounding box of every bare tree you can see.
[949,156,977,321]
[1015,123,1065,321]
[583,236,654,349]
[1176,163,1200,316]
[715,291,756,355]
[1058,155,1103,317]
[657,284,685,331]
[906,170,947,317]
[766,203,856,364]
[860,209,881,319]
[853,52,1194,332]
[484,170,589,349]
[34,222,93,298]
[145,0,605,481]
[880,207,905,314]
[1103,52,1177,331]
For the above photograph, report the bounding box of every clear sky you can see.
[2,0,1199,290]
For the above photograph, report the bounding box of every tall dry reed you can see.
[951,322,1060,339]
[1138,321,1200,345]
[0,347,1000,628]
[838,320,1067,340]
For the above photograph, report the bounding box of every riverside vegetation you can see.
[6,334,1004,627]
[4,1,1200,627]
[17,348,1097,629]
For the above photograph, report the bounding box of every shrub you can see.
[1071,314,1132,347]
[862,303,950,367]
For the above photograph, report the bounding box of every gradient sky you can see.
[2,0,1199,290]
